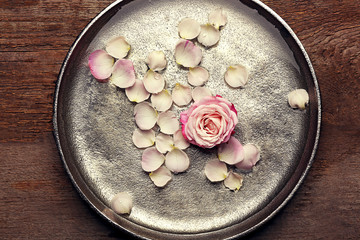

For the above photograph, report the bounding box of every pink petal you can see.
[145,51,167,71]
[88,49,114,80]
[197,24,220,47]
[110,59,136,88]
[132,129,155,148]
[173,129,190,150]
[208,8,228,29]
[143,70,165,94]
[174,39,202,68]
[172,83,192,106]
[288,89,309,110]
[105,36,130,59]
[235,144,260,171]
[165,148,190,173]
[224,171,243,192]
[224,64,249,88]
[125,79,150,103]
[134,102,158,130]
[157,111,179,135]
[188,66,209,86]
[192,86,212,102]
[151,90,173,112]
[155,133,174,154]
[204,159,228,182]
[218,137,244,165]
[149,166,172,187]
[178,18,201,40]
[110,192,133,214]
[141,147,165,172]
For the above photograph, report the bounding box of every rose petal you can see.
[208,8,228,29]
[145,51,167,71]
[149,166,172,187]
[197,24,220,47]
[218,136,244,165]
[174,39,202,68]
[172,83,192,106]
[288,89,309,110]
[224,64,249,88]
[151,89,173,112]
[134,102,158,130]
[143,70,165,94]
[224,171,243,191]
[165,148,190,173]
[157,111,179,135]
[204,159,228,182]
[235,144,260,171]
[155,133,174,154]
[88,49,114,80]
[192,86,212,102]
[105,36,130,59]
[110,59,136,88]
[125,79,150,103]
[141,147,165,172]
[110,192,133,214]
[178,18,201,40]
[188,66,209,86]
[132,129,155,148]
[173,129,190,149]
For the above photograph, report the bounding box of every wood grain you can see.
[0,0,359,239]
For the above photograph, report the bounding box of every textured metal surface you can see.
[53,0,321,239]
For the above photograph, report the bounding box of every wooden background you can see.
[1,0,359,239]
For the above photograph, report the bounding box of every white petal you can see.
[145,51,167,71]
[110,192,133,214]
[178,18,201,40]
[204,159,228,182]
[224,64,249,88]
[110,59,136,88]
[218,137,244,165]
[132,129,155,148]
[155,133,174,154]
[149,166,172,187]
[151,90,173,112]
[125,79,150,103]
[88,49,114,81]
[134,102,158,130]
[197,24,220,47]
[208,8,228,29]
[165,148,190,173]
[288,89,309,110]
[188,66,209,86]
[192,86,212,102]
[157,111,179,135]
[224,172,243,192]
[105,36,130,59]
[141,147,165,172]
[235,144,261,171]
[174,39,202,68]
[172,83,192,106]
[173,129,190,150]
[143,70,165,94]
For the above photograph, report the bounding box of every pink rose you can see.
[180,95,238,148]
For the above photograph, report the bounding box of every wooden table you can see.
[1,0,359,239]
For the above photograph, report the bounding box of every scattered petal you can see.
[125,79,150,103]
[110,192,133,214]
[165,148,190,173]
[134,102,158,130]
[197,24,220,47]
[151,90,173,112]
[172,83,192,106]
[132,129,155,148]
[192,86,212,102]
[173,129,190,149]
[208,8,228,29]
[178,18,201,40]
[218,137,244,165]
[143,70,165,94]
[145,51,167,71]
[88,49,114,80]
[224,171,243,191]
[141,147,165,172]
[157,111,179,135]
[110,59,136,88]
[174,39,202,68]
[235,144,260,171]
[288,89,309,110]
[188,66,209,86]
[155,133,174,153]
[224,64,249,88]
[204,159,228,182]
[149,166,172,187]
[105,36,130,59]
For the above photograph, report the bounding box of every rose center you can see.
[203,117,219,134]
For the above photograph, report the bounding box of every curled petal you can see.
[173,129,190,149]
[165,148,190,173]
[197,24,220,47]
[235,144,260,171]
[224,64,249,88]
[145,51,167,71]
[218,137,244,165]
[157,111,179,135]
[155,133,174,154]
[151,89,173,112]
[204,159,228,182]
[224,172,243,192]
[110,192,133,214]
[105,36,130,59]
[143,70,165,94]
[192,86,212,102]
[132,129,155,148]
[172,83,192,106]
[188,66,209,86]
[178,18,201,40]
[208,8,228,29]
[288,89,309,110]
[174,39,202,68]
[149,166,172,187]
[125,79,150,103]
[110,59,136,88]
[141,147,165,172]
[134,102,158,130]
[88,49,114,80]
